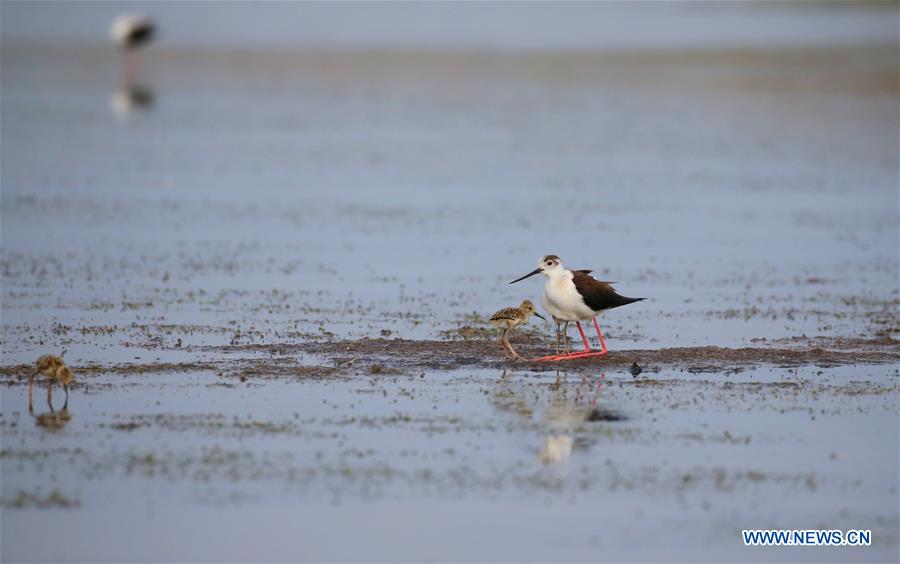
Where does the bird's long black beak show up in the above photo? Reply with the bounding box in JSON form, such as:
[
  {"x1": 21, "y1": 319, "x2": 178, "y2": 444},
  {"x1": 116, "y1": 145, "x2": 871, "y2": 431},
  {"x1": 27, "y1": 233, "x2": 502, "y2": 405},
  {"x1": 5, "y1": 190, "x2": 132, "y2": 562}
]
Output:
[
  {"x1": 509, "y1": 268, "x2": 542, "y2": 284},
  {"x1": 533, "y1": 312, "x2": 546, "y2": 321}
]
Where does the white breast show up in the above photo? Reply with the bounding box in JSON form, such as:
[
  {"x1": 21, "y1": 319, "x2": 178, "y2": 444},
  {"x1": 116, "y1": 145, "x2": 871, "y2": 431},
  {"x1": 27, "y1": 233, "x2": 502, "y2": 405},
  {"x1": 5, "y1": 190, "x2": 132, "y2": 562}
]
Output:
[{"x1": 541, "y1": 271, "x2": 594, "y2": 321}]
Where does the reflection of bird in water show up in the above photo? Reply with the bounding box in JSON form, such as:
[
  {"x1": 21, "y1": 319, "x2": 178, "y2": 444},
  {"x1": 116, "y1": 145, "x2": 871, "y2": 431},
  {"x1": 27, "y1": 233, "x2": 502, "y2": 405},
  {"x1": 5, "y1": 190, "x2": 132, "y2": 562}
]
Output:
[
  {"x1": 30, "y1": 355, "x2": 74, "y2": 413},
  {"x1": 34, "y1": 406, "x2": 72, "y2": 432},
  {"x1": 539, "y1": 374, "x2": 621, "y2": 463},
  {"x1": 490, "y1": 373, "x2": 612, "y2": 426},
  {"x1": 549, "y1": 374, "x2": 623, "y2": 423},
  {"x1": 488, "y1": 371, "x2": 619, "y2": 465},
  {"x1": 575, "y1": 373, "x2": 605, "y2": 407},
  {"x1": 487, "y1": 380, "x2": 573, "y2": 464},
  {"x1": 546, "y1": 375, "x2": 601, "y2": 426},
  {"x1": 111, "y1": 85, "x2": 155, "y2": 119},
  {"x1": 111, "y1": 14, "x2": 155, "y2": 84},
  {"x1": 490, "y1": 300, "x2": 545, "y2": 360},
  {"x1": 538, "y1": 435, "x2": 573, "y2": 464}
]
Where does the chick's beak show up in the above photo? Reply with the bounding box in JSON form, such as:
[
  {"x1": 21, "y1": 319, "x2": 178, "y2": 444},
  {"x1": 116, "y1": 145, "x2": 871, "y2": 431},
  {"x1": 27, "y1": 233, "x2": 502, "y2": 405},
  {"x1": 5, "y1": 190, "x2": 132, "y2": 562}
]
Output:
[
  {"x1": 509, "y1": 268, "x2": 542, "y2": 284},
  {"x1": 533, "y1": 312, "x2": 546, "y2": 321}
]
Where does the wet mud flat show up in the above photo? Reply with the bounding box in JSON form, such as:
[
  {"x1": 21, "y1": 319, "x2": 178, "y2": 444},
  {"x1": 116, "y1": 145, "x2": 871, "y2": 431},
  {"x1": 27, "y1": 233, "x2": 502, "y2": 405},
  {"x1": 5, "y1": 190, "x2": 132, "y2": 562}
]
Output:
[
  {"x1": 217, "y1": 335, "x2": 900, "y2": 371},
  {"x1": 2, "y1": 336, "x2": 898, "y2": 384}
]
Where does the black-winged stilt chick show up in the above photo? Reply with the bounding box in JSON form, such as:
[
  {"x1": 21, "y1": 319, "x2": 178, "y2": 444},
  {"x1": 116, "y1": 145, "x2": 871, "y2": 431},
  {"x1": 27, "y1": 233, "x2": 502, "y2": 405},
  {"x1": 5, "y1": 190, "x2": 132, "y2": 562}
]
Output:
[
  {"x1": 510, "y1": 255, "x2": 645, "y2": 361},
  {"x1": 489, "y1": 300, "x2": 545, "y2": 360},
  {"x1": 50, "y1": 365, "x2": 74, "y2": 410},
  {"x1": 30, "y1": 355, "x2": 64, "y2": 413},
  {"x1": 110, "y1": 14, "x2": 155, "y2": 83}
]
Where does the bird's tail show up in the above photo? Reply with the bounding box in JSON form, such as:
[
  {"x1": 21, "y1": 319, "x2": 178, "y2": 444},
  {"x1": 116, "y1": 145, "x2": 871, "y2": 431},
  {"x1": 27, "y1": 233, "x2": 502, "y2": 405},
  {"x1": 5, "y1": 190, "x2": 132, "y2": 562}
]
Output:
[{"x1": 608, "y1": 295, "x2": 646, "y2": 309}]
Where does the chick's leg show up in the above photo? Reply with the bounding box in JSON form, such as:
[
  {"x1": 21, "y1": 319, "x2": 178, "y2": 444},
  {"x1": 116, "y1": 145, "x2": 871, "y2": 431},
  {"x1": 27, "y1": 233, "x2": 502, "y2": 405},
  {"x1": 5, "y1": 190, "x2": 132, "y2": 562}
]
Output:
[
  {"x1": 28, "y1": 372, "x2": 35, "y2": 414},
  {"x1": 498, "y1": 327, "x2": 513, "y2": 359},
  {"x1": 504, "y1": 330, "x2": 522, "y2": 360}
]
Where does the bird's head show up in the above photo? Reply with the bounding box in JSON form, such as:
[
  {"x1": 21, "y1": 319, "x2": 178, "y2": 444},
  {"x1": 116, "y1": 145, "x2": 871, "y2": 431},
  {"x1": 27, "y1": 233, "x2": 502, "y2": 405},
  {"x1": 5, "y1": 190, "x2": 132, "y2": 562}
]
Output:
[
  {"x1": 519, "y1": 300, "x2": 546, "y2": 321},
  {"x1": 35, "y1": 354, "x2": 64, "y2": 373},
  {"x1": 509, "y1": 255, "x2": 563, "y2": 284}
]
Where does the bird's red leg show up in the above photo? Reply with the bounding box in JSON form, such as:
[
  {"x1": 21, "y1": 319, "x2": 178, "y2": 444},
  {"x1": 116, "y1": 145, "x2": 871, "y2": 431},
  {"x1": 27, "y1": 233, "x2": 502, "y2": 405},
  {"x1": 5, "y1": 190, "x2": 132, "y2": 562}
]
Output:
[
  {"x1": 533, "y1": 319, "x2": 608, "y2": 362},
  {"x1": 124, "y1": 52, "x2": 137, "y2": 85},
  {"x1": 133, "y1": 52, "x2": 142, "y2": 82},
  {"x1": 575, "y1": 322, "x2": 592, "y2": 353},
  {"x1": 592, "y1": 316, "x2": 608, "y2": 355}
]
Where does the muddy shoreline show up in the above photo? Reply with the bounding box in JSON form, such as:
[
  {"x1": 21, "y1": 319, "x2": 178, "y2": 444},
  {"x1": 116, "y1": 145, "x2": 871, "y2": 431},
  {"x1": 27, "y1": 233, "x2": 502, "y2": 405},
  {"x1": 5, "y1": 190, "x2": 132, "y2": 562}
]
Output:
[{"x1": 2, "y1": 337, "x2": 897, "y2": 383}]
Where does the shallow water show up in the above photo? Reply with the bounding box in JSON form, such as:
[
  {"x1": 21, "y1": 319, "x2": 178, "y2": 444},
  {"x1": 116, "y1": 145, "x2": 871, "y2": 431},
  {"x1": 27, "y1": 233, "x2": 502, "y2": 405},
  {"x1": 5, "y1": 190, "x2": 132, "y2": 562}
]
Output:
[
  {"x1": 2, "y1": 364, "x2": 898, "y2": 561},
  {"x1": 2, "y1": 42, "x2": 898, "y2": 368}
]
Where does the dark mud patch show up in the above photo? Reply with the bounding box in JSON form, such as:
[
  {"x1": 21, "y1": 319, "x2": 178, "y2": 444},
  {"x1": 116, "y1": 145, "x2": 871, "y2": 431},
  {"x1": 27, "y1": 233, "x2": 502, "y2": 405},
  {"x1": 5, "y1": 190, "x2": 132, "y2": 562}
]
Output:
[
  {"x1": 204, "y1": 337, "x2": 900, "y2": 371},
  {"x1": 0, "y1": 362, "x2": 213, "y2": 379},
  {"x1": 0, "y1": 360, "x2": 342, "y2": 382},
  {"x1": 225, "y1": 361, "x2": 342, "y2": 381},
  {"x1": 2, "y1": 338, "x2": 897, "y2": 382},
  {"x1": 585, "y1": 408, "x2": 627, "y2": 422},
  {"x1": 1, "y1": 488, "x2": 80, "y2": 509},
  {"x1": 751, "y1": 335, "x2": 900, "y2": 351},
  {"x1": 101, "y1": 414, "x2": 309, "y2": 437}
]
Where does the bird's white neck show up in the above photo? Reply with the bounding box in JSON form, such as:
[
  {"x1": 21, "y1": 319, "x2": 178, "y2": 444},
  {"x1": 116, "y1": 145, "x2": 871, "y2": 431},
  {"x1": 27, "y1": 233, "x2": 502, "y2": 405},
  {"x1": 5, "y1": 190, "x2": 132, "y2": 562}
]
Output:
[{"x1": 544, "y1": 268, "x2": 572, "y2": 283}]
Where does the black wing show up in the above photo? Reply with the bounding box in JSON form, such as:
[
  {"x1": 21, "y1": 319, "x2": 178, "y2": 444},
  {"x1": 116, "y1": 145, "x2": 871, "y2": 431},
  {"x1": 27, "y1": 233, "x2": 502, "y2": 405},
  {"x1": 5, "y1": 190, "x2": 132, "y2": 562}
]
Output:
[{"x1": 572, "y1": 271, "x2": 645, "y2": 312}]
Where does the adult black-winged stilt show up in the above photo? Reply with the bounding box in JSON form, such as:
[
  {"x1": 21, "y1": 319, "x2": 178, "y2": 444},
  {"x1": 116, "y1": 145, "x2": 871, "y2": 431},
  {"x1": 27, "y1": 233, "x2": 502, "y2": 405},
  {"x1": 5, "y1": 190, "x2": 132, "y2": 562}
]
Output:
[
  {"x1": 510, "y1": 255, "x2": 645, "y2": 361},
  {"x1": 110, "y1": 14, "x2": 155, "y2": 83}
]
